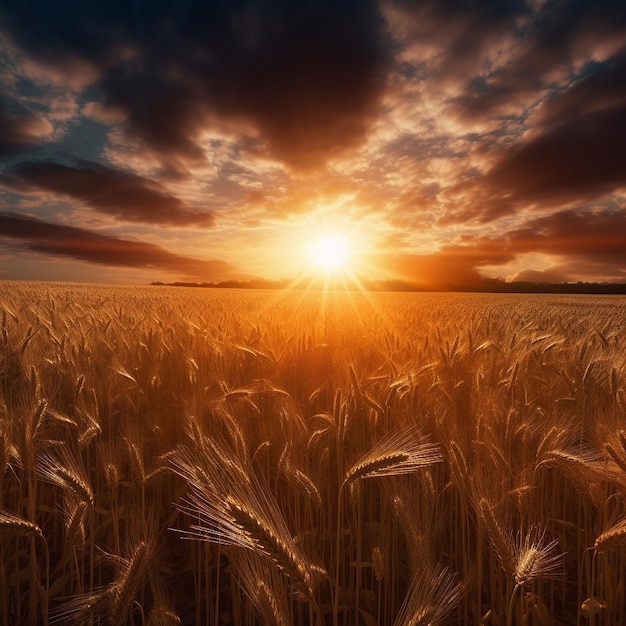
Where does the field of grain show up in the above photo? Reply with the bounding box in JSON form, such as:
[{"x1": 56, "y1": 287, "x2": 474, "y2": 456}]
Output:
[{"x1": 1, "y1": 281, "x2": 626, "y2": 625}]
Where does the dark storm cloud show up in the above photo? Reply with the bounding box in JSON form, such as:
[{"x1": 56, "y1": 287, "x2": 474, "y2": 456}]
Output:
[
  {"x1": 530, "y1": 54, "x2": 626, "y2": 128},
  {"x1": 1, "y1": 159, "x2": 213, "y2": 226},
  {"x1": 0, "y1": 212, "x2": 234, "y2": 277},
  {"x1": 485, "y1": 103, "x2": 626, "y2": 204},
  {"x1": 460, "y1": 206, "x2": 626, "y2": 266},
  {"x1": 507, "y1": 0, "x2": 626, "y2": 81},
  {"x1": 0, "y1": 0, "x2": 389, "y2": 170},
  {"x1": 0, "y1": 1, "x2": 135, "y2": 70}
]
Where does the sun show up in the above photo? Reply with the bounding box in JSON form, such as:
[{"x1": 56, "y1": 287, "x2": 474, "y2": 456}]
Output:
[{"x1": 308, "y1": 234, "x2": 350, "y2": 273}]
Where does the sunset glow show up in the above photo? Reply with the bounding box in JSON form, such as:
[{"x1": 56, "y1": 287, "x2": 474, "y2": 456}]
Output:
[{"x1": 0, "y1": 1, "x2": 624, "y2": 287}]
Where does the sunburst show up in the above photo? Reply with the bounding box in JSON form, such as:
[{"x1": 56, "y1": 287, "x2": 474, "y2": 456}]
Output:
[{"x1": 307, "y1": 234, "x2": 350, "y2": 274}]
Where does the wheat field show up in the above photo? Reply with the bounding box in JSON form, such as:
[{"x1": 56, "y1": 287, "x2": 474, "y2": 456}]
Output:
[{"x1": 1, "y1": 281, "x2": 625, "y2": 625}]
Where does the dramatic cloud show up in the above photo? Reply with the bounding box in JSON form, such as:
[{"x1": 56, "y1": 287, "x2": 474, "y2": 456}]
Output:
[
  {"x1": 0, "y1": 213, "x2": 233, "y2": 278},
  {"x1": 446, "y1": 0, "x2": 626, "y2": 122},
  {"x1": 443, "y1": 53, "x2": 626, "y2": 224},
  {"x1": 0, "y1": 94, "x2": 54, "y2": 157},
  {"x1": 506, "y1": 208, "x2": 626, "y2": 264},
  {"x1": 529, "y1": 53, "x2": 626, "y2": 129},
  {"x1": 483, "y1": 104, "x2": 626, "y2": 208},
  {"x1": 1, "y1": 0, "x2": 389, "y2": 170},
  {"x1": 503, "y1": 208, "x2": 626, "y2": 282},
  {"x1": 386, "y1": 0, "x2": 527, "y2": 76},
  {"x1": 1, "y1": 159, "x2": 213, "y2": 226},
  {"x1": 378, "y1": 206, "x2": 626, "y2": 286}
]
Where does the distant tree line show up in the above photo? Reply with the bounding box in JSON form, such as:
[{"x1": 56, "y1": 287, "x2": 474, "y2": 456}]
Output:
[
  {"x1": 459, "y1": 278, "x2": 626, "y2": 294},
  {"x1": 150, "y1": 277, "x2": 626, "y2": 294}
]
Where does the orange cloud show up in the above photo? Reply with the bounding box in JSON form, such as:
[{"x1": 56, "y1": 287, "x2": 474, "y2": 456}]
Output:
[{"x1": 0, "y1": 213, "x2": 235, "y2": 279}]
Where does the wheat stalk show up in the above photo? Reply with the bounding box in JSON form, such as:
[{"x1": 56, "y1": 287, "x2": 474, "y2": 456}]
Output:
[
  {"x1": 535, "y1": 448, "x2": 608, "y2": 504},
  {"x1": 63, "y1": 498, "x2": 89, "y2": 551},
  {"x1": 49, "y1": 586, "x2": 116, "y2": 625},
  {"x1": 146, "y1": 601, "x2": 183, "y2": 626},
  {"x1": 477, "y1": 497, "x2": 515, "y2": 576},
  {"x1": 346, "y1": 452, "x2": 412, "y2": 484},
  {"x1": 287, "y1": 464, "x2": 323, "y2": 507},
  {"x1": 393, "y1": 564, "x2": 464, "y2": 626},
  {"x1": 54, "y1": 465, "x2": 94, "y2": 505},
  {"x1": 172, "y1": 444, "x2": 325, "y2": 599},
  {"x1": 372, "y1": 546, "x2": 385, "y2": 582},
  {"x1": 231, "y1": 550, "x2": 291, "y2": 626},
  {"x1": 111, "y1": 540, "x2": 151, "y2": 624}
]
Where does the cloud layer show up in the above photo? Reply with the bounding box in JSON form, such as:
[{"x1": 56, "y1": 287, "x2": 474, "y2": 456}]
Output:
[
  {"x1": 0, "y1": 0, "x2": 625, "y2": 284},
  {"x1": 0, "y1": 213, "x2": 234, "y2": 278},
  {"x1": 1, "y1": 159, "x2": 214, "y2": 226}
]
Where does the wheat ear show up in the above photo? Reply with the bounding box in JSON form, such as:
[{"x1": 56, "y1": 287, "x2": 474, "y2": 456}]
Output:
[
  {"x1": 37, "y1": 449, "x2": 94, "y2": 505},
  {"x1": 49, "y1": 587, "x2": 116, "y2": 625},
  {"x1": 63, "y1": 499, "x2": 89, "y2": 551},
  {"x1": 288, "y1": 465, "x2": 323, "y2": 507},
  {"x1": 226, "y1": 496, "x2": 314, "y2": 595},
  {"x1": 513, "y1": 528, "x2": 562, "y2": 587},
  {"x1": 0, "y1": 509, "x2": 42, "y2": 537},
  {"x1": 146, "y1": 601, "x2": 183, "y2": 625},
  {"x1": 344, "y1": 429, "x2": 442, "y2": 486},
  {"x1": 172, "y1": 447, "x2": 325, "y2": 598},
  {"x1": 231, "y1": 550, "x2": 290, "y2": 626},
  {"x1": 594, "y1": 518, "x2": 626, "y2": 552}
]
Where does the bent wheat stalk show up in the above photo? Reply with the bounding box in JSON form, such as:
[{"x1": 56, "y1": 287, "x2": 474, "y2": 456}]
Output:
[
  {"x1": 111, "y1": 540, "x2": 151, "y2": 625},
  {"x1": 0, "y1": 508, "x2": 49, "y2": 626},
  {"x1": 594, "y1": 518, "x2": 626, "y2": 552},
  {"x1": 477, "y1": 497, "x2": 515, "y2": 576},
  {"x1": 225, "y1": 496, "x2": 315, "y2": 595},
  {"x1": 231, "y1": 550, "x2": 291, "y2": 626},
  {"x1": 334, "y1": 429, "x2": 442, "y2": 626},
  {"x1": 171, "y1": 444, "x2": 324, "y2": 601},
  {"x1": 0, "y1": 509, "x2": 43, "y2": 537},
  {"x1": 37, "y1": 448, "x2": 94, "y2": 505}
]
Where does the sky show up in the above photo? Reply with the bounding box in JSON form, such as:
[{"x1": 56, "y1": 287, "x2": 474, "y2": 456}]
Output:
[{"x1": 1, "y1": 0, "x2": 626, "y2": 286}]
